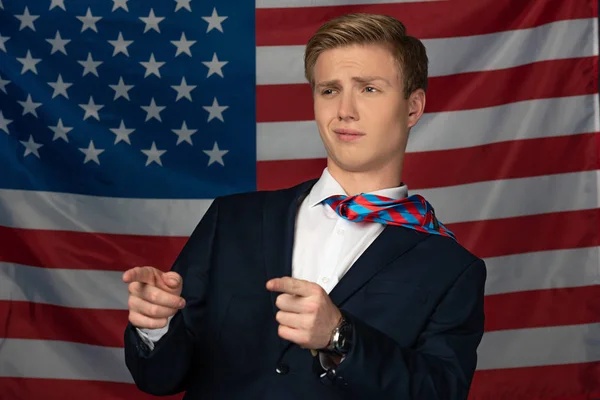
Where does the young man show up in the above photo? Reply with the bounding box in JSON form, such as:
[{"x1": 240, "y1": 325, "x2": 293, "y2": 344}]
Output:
[{"x1": 123, "y1": 13, "x2": 486, "y2": 399}]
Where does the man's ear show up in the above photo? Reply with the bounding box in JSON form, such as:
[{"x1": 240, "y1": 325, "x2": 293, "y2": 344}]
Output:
[{"x1": 407, "y1": 89, "x2": 426, "y2": 129}]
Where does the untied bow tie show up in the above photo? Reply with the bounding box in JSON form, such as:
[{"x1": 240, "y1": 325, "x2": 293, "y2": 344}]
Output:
[{"x1": 322, "y1": 193, "x2": 456, "y2": 240}]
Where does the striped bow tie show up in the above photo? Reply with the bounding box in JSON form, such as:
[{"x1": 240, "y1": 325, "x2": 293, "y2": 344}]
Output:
[{"x1": 322, "y1": 193, "x2": 456, "y2": 240}]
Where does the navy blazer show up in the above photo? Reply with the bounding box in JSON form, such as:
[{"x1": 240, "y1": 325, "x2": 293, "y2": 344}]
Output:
[{"x1": 124, "y1": 179, "x2": 487, "y2": 399}]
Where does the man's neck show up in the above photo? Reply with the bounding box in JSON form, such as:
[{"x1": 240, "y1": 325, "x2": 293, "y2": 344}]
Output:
[{"x1": 327, "y1": 161, "x2": 404, "y2": 196}]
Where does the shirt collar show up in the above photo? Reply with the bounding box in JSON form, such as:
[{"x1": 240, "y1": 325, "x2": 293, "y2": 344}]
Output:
[{"x1": 307, "y1": 168, "x2": 408, "y2": 208}]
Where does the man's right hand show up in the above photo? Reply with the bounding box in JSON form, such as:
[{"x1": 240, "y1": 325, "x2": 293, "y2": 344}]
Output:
[{"x1": 122, "y1": 266, "x2": 186, "y2": 329}]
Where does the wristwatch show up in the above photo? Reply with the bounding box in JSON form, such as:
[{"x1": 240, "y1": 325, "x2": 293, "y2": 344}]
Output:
[{"x1": 322, "y1": 314, "x2": 353, "y2": 356}]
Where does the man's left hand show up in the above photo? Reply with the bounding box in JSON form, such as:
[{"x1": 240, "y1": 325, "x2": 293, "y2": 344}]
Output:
[{"x1": 266, "y1": 277, "x2": 342, "y2": 350}]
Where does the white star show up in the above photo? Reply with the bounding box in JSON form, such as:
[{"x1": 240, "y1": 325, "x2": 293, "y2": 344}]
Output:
[
  {"x1": 203, "y1": 97, "x2": 228, "y2": 122},
  {"x1": 0, "y1": 34, "x2": 10, "y2": 52},
  {"x1": 78, "y1": 53, "x2": 103, "y2": 77},
  {"x1": 109, "y1": 77, "x2": 134, "y2": 100},
  {"x1": 141, "y1": 98, "x2": 165, "y2": 122},
  {"x1": 48, "y1": 74, "x2": 72, "y2": 99},
  {"x1": 15, "y1": 7, "x2": 40, "y2": 31},
  {"x1": 112, "y1": 0, "x2": 129, "y2": 12},
  {"x1": 171, "y1": 77, "x2": 196, "y2": 102},
  {"x1": 172, "y1": 121, "x2": 197, "y2": 145},
  {"x1": 170, "y1": 32, "x2": 196, "y2": 57},
  {"x1": 46, "y1": 31, "x2": 70, "y2": 55},
  {"x1": 202, "y1": 8, "x2": 227, "y2": 33},
  {"x1": 202, "y1": 52, "x2": 228, "y2": 78},
  {"x1": 49, "y1": 0, "x2": 66, "y2": 11},
  {"x1": 79, "y1": 96, "x2": 104, "y2": 120},
  {"x1": 20, "y1": 135, "x2": 43, "y2": 158},
  {"x1": 141, "y1": 141, "x2": 166, "y2": 166},
  {"x1": 140, "y1": 9, "x2": 164, "y2": 33},
  {"x1": 108, "y1": 32, "x2": 133, "y2": 57},
  {"x1": 0, "y1": 110, "x2": 12, "y2": 134},
  {"x1": 49, "y1": 118, "x2": 73, "y2": 142},
  {"x1": 174, "y1": 0, "x2": 191, "y2": 12},
  {"x1": 18, "y1": 94, "x2": 42, "y2": 118},
  {"x1": 79, "y1": 140, "x2": 104, "y2": 165},
  {"x1": 0, "y1": 76, "x2": 10, "y2": 94},
  {"x1": 140, "y1": 53, "x2": 165, "y2": 78},
  {"x1": 203, "y1": 142, "x2": 228, "y2": 166},
  {"x1": 110, "y1": 120, "x2": 135, "y2": 144},
  {"x1": 77, "y1": 8, "x2": 102, "y2": 33},
  {"x1": 17, "y1": 50, "x2": 42, "y2": 75}
]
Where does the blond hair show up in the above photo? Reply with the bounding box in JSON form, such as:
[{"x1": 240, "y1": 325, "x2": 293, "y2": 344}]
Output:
[{"x1": 304, "y1": 13, "x2": 428, "y2": 98}]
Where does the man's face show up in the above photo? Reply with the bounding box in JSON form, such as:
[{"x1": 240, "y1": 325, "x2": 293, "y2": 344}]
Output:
[{"x1": 312, "y1": 43, "x2": 424, "y2": 174}]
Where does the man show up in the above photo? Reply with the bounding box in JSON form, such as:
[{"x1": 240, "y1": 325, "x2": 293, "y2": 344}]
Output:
[{"x1": 123, "y1": 13, "x2": 486, "y2": 399}]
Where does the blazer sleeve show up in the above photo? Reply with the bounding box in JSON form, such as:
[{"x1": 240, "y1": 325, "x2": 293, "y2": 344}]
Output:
[
  {"x1": 327, "y1": 258, "x2": 487, "y2": 399},
  {"x1": 123, "y1": 197, "x2": 220, "y2": 396}
]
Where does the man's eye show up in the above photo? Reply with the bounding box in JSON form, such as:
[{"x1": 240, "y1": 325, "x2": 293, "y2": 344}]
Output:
[
  {"x1": 322, "y1": 89, "x2": 335, "y2": 95},
  {"x1": 365, "y1": 86, "x2": 377, "y2": 92}
]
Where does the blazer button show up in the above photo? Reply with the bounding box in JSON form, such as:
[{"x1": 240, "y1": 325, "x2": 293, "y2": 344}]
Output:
[{"x1": 275, "y1": 363, "x2": 290, "y2": 375}]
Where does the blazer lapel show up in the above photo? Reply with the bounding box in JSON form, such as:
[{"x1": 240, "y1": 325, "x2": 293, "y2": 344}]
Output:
[
  {"x1": 328, "y1": 226, "x2": 429, "y2": 306},
  {"x1": 263, "y1": 179, "x2": 317, "y2": 315}
]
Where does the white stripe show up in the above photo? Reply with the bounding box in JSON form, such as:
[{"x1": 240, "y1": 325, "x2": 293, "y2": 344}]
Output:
[
  {"x1": 257, "y1": 95, "x2": 596, "y2": 161},
  {"x1": 2, "y1": 324, "x2": 599, "y2": 381},
  {"x1": 417, "y1": 171, "x2": 600, "y2": 224},
  {"x1": 256, "y1": 0, "x2": 443, "y2": 8},
  {"x1": 0, "y1": 263, "x2": 127, "y2": 310},
  {"x1": 0, "y1": 187, "x2": 211, "y2": 236},
  {"x1": 4, "y1": 247, "x2": 598, "y2": 311},
  {"x1": 0, "y1": 171, "x2": 596, "y2": 236},
  {"x1": 484, "y1": 247, "x2": 600, "y2": 296},
  {"x1": 256, "y1": 18, "x2": 596, "y2": 85},
  {"x1": 0, "y1": 339, "x2": 132, "y2": 383},
  {"x1": 477, "y1": 323, "x2": 600, "y2": 370}
]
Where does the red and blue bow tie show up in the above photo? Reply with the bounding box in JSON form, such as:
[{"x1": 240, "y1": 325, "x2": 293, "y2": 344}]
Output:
[{"x1": 322, "y1": 193, "x2": 456, "y2": 240}]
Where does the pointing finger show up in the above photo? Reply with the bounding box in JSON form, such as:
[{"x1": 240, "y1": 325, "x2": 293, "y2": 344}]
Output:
[
  {"x1": 129, "y1": 282, "x2": 186, "y2": 309},
  {"x1": 266, "y1": 277, "x2": 316, "y2": 297}
]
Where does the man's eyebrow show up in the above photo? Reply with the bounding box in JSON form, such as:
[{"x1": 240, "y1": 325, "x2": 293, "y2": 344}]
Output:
[
  {"x1": 315, "y1": 76, "x2": 392, "y2": 88},
  {"x1": 352, "y1": 76, "x2": 392, "y2": 85}
]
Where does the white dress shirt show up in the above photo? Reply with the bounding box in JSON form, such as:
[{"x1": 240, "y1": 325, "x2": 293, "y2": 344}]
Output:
[{"x1": 137, "y1": 168, "x2": 408, "y2": 350}]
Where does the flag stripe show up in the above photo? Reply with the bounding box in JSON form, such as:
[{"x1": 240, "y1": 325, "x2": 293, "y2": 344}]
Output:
[
  {"x1": 484, "y1": 246, "x2": 600, "y2": 296},
  {"x1": 469, "y1": 361, "x2": 600, "y2": 400},
  {"x1": 3, "y1": 248, "x2": 596, "y2": 310},
  {"x1": 0, "y1": 211, "x2": 597, "y2": 277},
  {"x1": 449, "y1": 209, "x2": 600, "y2": 259},
  {"x1": 0, "y1": 227, "x2": 186, "y2": 271},
  {"x1": 255, "y1": 0, "x2": 595, "y2": 45},
  {"x1": 256, "y1": 18, "x2": 597, "y2": 85},
  {"x1": 256, "y1": 95, "x2": 596, "y2": 161},
  {"x1": 484, "y1": 285, "x2": 600, "y2": 332},
  {"x1": 0, "y1": 378, "x2": 182, "y2": 400},
  {"x1": 258, "y1": 133, "x2": 600, "y2": 190},
  {"x1": 256, "y1": 57, "x2": 597, "y2": 123},
  {"x1": 1, "y1": 325, "x2": 598, "y2": 385},
  {"x1": 3, "y1": 362, "x2": 599, "y2": 400},
  {"x1": 417, "y1": 171, "x2": 599, "y2": 224},
  {"x1": 2, "y1": 170, "x2": 597, "y2": 237},
  {"x1": 0, "y1": 301, "x2": 127, "y2": 348},
  {"x1": 3, "y1": 284, "x2": 598, "y2": 348}
]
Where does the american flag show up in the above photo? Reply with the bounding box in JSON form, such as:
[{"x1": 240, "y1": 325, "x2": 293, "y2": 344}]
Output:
[{"x1": 0, "y1": 0, "x2": 598, "y2": 399}]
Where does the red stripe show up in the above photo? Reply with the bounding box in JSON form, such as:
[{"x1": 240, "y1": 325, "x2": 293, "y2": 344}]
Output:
[
  {"x1": 484, "y1": 285, "x2": 600, "y2": 332},
  {"x1": 0, "y1": 378, "x2": 183, "y2": 400},
  {"x1": 3, "y1": 284, "x2": 599, "y2": 347},
  {"x1": 256, "y1": 0, "x2": 596, "y2": 46},
  {"x1": 448, "y1": 209, "x2": 600, "y2": 259},
  {"x1": 469, "y1": 361, "x2": 600, "y2": 400},
  {"x1": 0, "y1": 301, "x2": 127, "y2": 348},
  {"x1": 256, "y1": 57, "x2": 597, "y2": 123},
  {"x1": 0, "y1": 209, "x2": 598, "y2": 272},
  {"x1": 0, "y1": 225, "x2": 186, "y2": 271},
  {"x1": 257, "y1": 133, "x2": 600, "y2": 191}
]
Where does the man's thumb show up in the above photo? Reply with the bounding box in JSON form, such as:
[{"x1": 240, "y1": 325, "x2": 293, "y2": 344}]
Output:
[{"x1": 162, "y1": 272, "x2": 182, "y2": 289}]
